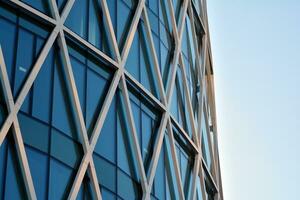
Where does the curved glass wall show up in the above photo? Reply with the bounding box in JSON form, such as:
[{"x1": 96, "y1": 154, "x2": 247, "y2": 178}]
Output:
[{"x1": 0, "y1": 0, "x2": 222, "y2": 200}]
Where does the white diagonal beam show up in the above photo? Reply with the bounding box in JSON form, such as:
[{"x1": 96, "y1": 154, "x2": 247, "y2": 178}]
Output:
[
  {"x1": 47, "y1": 1, "x2": 102, "y2": 198},
  {"x1": 120, "y1": 74, "x2": 148, "y2": 192},
  {"x1": 0, "y1": 47, "x2": 37, "y2": 200}
]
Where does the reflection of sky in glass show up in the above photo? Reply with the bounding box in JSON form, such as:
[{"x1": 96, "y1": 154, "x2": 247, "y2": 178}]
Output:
[{"x1": 207, "y1": 1, "x2": 300, "y2": 200}]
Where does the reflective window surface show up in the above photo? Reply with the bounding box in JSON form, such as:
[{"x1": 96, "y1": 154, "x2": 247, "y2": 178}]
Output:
[{"x1": 0, "y1": 0, "x2": 222, "y2": 199}]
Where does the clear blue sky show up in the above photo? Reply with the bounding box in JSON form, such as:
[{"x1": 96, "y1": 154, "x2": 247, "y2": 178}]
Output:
[{"x1": 207, "y1": 1, "x2": 300, "y2": 199}]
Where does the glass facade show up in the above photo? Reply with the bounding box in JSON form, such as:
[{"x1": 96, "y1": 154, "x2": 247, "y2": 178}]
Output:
[{"x1": 0, "y1": 0, "x2": 223, "y2": 200}]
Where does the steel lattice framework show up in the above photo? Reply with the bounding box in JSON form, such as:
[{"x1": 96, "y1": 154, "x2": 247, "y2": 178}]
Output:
[{"x1": 0, "y1": 0, "x2": 223, "y2": 199}]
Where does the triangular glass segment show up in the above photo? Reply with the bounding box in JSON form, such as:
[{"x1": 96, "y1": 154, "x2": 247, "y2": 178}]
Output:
[
  {"x1": 67, "y1": 43, "x2": 114, "y2": 139},
  {"x1": 200, "y1": 112, "x2": 212, "y2": 172},
  {"x1": 170, "y1": 67, "x2": 193, "y2": 138},
  {"x1": 56, "y1": 0, "x2": 67, "y2": 13},
  {"x1": 3, "y1": 135, "x2": 27, "y2": 199},
  {"x1": 20, "y1": 0, "x2": 51, "y2": 16},
  {"x1": 93, "y1": 89, "x2": 143, "y2": 199},
  {"x1": 0, "y1": 138, "x2": 7, "y2": 197},
  {"x1": 181, "y1": 14, "x2": 200, "y2": 124},
  {"x1": 173, "y1": 129, "x2": 194, "y2": 198},
  {"x1": 192, "y1": 0, "x2": 202, "y2": 18},
  {"x1": 158, "y1": 0, "x2": 177, "y2": 92},
  {"x1": 151, "y1": 134, "x2": 181, "y2": 200},
  {"x1": 93, "y1": 94, "x2": 117, "y2": 164},
  {"x1": 127, "y1": 84, "x2": 162, "y2": 173},
  {"x1": 172, "y1": 0, "x2": 183, "y2": 25},
  {"x1": 116, "y1": 89, "x2": 143, "y2": 199},
  {"x1": 196, "y1": 175, "x2": 204, "y2": 200},
  {"x1": 77, "y1": 175, "x2": 96, "y2": 200},
  {"x1": 125, "y1": 20, "x2": 161, "y2": 99},
  {"x1": 26, "y1": 146, "x2": 48, "y2": 200},
  {"x1": 93, "y1": 94, "x2": 117, "y2": 194},
  {"x1": 0, "y1": 10, "x2": 18, "y2": 88},
  {"x1": 0, "y1": 15, "x2": 50, "y2": 115},
  {"x1": 116, "y1": 0, "x2": 137, "y2": 52},
  {"x1": 48, "y1": 129, "x2": 84, "y2": 199},
  {"x1": 65, "y1": 0, "x2": 114, "y2": 58},
  {"x1": 51, "y1": 48, "x2": 80, "y2": 141},
  {"x1": 0, "y1": 67, "x2": 8, "y2": 130}
]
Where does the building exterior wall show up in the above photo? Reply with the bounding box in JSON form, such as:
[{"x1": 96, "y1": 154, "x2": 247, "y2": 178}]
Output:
[{"x1": 0, "y1": 0, "x2": 223, "y2": 199}]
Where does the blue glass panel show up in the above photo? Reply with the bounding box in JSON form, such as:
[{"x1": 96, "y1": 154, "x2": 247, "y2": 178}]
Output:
[
  {"x1": 18, "y1": 113, "x2": 50, "y2": 153},
  {"x1": 0, "y1": 94, "x2": 7, "y2": 128},
  {"x1": 117, "y1": 95, "x2": 138, "y2": 179},
  {"x1": 125, "y1": 33, "x2": 139, "y2": 81},
  {"x1": 160, "y1": 42, "x2": 171, "y2": 88},
  {"x1": 77, "y1": 176, "x2": 96, "y2": 200},
  {"x1": 86, "y1": 68, "x2": 107, "y2": 133},
  {"x1": 102, "y1": 188, "x2": 116, "y2": 200},
  {"x1": 148, "y1": 10, "x2": 159, "y2": 34},
  {"x1": 14, "y1": 29, "x2": 34, "y2": 113},
  {"x1": 117, "y1": 170, "x2": 141, "y2": 200},
  {"x1": 130, "y1": 100, "x2": 141, "y2": 146},
  {"x1": 26, "y1": 147, "x2": 48, "y2": 200},
  {"x1": 93, "y1": 154, "x2": 116, "y2": 192},
  {"x1": 182, "y1": 23, "x2": 189, "y2": 58},
  {"x1": 4, "y1": 144, "x2": 26, "y2": 199},
  {"x1": 164, "y1": 135, "x2": 180, "y2": 200},
  {"x1": 65, "y1": 0, "x2": 88, "y2": 39},
  {"x1": 196, "y1": 176, "x2": 203, "y2": 200},
  {"x1": 48, "y1": 159, "x2": 73, "y2": 200},
  {"x1": 117, "y1": 0, "x2": 132, "y2": 48},
  {"x1": 153, "y1": 141, "x2": 165, "y2": 200},
  {"x1": 21, "y1": 0, "x2": 50, "y2": 15},
  {"x1": 56, "y1": 0, "x2": 67, "y2": 13},
  {"x1": 51, "y1": 129, "x2": 83, "y2": 168},
  {"x1": 94, "y1": 97, "x2": 116, "y2": 163},
  {"x1": 0, "y1": 17, "x2": 16, "y2": 85},
  {"x1": 172, "y1": 0, "x2": 182, "y2": 24},
  {"x1": 71, "y1": 57, "x2": 86, "y2": 117},
  {"x1": 19, "y1": 17, "x2": 49, "y2": 39},
  {"x1": 149, "y1": 0, "x2": 159, "y2": 15},
  {"x1": 107, "y1": 0, "x2": 116, "y2": 32},
  {"x1": 52, "y1": 58, "x2": 77, "y2": 138},
  {"x1": 140, "y1": 39, "x2": 153, "y2": 92},
  {"x1": 0, "y1": 139, "x2": 7, "y2": 198},
  {"x1": 201, "y1": 112, "x2": 211, "y2": 170},
  {"x1": 141, "y1": 111, "x2": 152, "y2": 163},
  {"x1": 170, "y1": 84, "x2": 179, "y2": 121},
  {"x1": 88, "y1": 0, "x2": 102, "y2": 50},
  {"x1": 32, "y1": 38, "x2": 53, "y2": 123}
]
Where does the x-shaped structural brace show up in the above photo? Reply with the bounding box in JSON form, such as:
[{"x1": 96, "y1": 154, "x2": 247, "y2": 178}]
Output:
[{"x1": 0, "y1": 0, "x2": 215, "y2": 199}]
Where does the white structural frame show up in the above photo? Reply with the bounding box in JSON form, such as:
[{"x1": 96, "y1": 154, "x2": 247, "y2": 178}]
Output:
[{"x1": 0, "y1": 0, "x2": 223, "y2": 200}]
